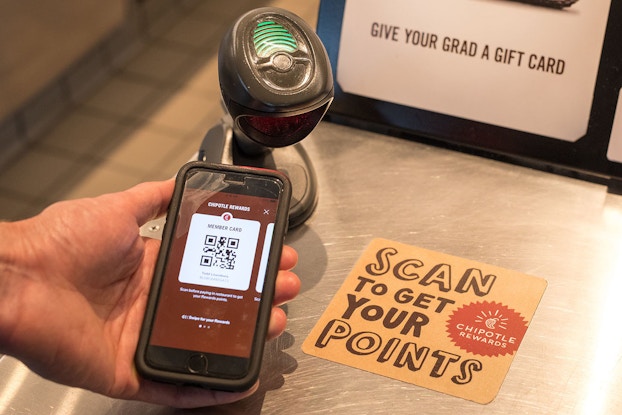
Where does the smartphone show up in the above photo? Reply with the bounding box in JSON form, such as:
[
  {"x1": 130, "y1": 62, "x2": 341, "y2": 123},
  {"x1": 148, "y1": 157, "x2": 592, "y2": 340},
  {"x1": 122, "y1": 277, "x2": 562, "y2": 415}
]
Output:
[{"x1": 136, "y1": 162, "x2": 291, "y2": 391}]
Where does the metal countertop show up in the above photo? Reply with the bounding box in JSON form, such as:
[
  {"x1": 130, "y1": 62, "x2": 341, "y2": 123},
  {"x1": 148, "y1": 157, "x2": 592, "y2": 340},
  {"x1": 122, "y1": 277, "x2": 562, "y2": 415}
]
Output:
[{"x1": 2, "y1": 122, "x2": 622, "y2": 414}]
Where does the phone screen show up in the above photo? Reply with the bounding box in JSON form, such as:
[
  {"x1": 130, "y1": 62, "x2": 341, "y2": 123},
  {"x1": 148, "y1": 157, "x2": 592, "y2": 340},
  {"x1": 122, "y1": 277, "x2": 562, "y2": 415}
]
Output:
[{"x1": 145, "y1": 168, "x2": 283, "y2": 377}]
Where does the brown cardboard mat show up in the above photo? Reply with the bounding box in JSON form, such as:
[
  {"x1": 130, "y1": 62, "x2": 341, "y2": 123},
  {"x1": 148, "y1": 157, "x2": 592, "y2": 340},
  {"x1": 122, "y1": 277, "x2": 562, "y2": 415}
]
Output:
[{"x1": 302, "y1": 238, "x2": 547, "y2": 404}]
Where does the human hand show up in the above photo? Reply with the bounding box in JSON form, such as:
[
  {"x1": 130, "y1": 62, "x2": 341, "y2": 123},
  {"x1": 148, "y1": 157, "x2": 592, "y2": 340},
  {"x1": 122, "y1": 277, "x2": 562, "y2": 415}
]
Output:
[{"x1": 0, "y1": 180, "x2": 300, "y2": 408}]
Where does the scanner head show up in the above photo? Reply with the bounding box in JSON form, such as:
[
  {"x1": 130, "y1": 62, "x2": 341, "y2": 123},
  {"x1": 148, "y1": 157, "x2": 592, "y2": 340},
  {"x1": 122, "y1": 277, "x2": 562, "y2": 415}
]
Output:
[{"x1": 218, "y1": 7, "x2": 333, "y2": 148}]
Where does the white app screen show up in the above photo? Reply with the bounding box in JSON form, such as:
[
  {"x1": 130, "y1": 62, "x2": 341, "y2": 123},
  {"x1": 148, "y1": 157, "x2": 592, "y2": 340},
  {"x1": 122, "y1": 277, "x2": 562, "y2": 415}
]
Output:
[
  {"x1": 178, "y1": 212, "x2": 260, "y2": 291},
  {"x1": 255, "y1": 223, "x2": 274, "y2": 293}
]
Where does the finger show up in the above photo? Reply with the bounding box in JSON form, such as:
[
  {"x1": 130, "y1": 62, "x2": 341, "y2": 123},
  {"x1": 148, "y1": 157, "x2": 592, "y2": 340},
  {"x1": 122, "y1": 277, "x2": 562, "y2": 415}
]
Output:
[
  {"x1": 121, "y1": 180, "x2": 175, "y2": 226},
  {"x1": 134, "y1": 378, "x2": 258, "y2": 408},
  {"x1": 279, "y1": 245, "x2": 298, "y2": 271},
  {"x1": 266, "y1": 307, "x2": 288, "y2": 340},
  {"x1": 273, "y1": 270, "x2": 300, "y2": 306}
]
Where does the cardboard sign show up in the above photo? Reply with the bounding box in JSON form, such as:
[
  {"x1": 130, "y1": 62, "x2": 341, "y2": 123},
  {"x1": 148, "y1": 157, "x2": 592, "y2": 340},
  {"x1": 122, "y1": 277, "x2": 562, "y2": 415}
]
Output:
[{"x1": 302, "y1": 239, "x2": 547, "y2": 404}]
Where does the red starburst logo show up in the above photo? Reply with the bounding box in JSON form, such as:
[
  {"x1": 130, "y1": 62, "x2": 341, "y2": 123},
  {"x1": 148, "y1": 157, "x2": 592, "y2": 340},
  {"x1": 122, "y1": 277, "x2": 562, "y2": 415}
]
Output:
[{"x1": 446, "y1": 301, "x2": 528, "y2": 357}]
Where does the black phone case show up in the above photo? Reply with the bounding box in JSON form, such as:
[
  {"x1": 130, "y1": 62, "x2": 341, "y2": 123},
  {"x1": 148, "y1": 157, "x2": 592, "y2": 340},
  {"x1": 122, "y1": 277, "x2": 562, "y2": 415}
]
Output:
[{"x1": 135, "y1": 161, "x2": 291, "y2": 391}]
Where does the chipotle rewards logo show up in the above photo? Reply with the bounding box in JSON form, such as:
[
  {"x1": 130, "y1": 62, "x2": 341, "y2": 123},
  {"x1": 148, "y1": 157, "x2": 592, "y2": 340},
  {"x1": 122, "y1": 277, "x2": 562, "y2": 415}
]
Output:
[{"x1": 446, "y1": 301, "x2": 528, "y2": 357}]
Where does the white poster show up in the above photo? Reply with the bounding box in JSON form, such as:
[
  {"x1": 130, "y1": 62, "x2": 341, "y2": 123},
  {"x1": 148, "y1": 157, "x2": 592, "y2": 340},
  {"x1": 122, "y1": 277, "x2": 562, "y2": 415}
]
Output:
[{"x1": 337, "y1": 0, "x2": 611, "y2": 142}]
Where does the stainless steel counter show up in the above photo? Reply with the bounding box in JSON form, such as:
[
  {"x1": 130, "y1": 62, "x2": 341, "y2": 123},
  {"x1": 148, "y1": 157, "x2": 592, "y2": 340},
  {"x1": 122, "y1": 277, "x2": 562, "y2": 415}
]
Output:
[{"x1": 2, "y1": 122, "x2": 622, "y2": 414}]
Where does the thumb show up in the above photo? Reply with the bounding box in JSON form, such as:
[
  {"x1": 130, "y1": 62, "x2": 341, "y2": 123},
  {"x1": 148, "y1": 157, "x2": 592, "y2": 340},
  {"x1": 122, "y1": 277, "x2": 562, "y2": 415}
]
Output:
[{"x1": 120, "y1": 179, "x2": 175, "y2": 226}]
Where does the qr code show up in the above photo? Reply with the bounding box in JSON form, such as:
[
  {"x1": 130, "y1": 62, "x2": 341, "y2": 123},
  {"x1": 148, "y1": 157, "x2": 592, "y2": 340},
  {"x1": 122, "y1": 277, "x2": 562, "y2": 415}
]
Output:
[{"x1": 200, "y1": 235, "x2": 239, "y2": 270}]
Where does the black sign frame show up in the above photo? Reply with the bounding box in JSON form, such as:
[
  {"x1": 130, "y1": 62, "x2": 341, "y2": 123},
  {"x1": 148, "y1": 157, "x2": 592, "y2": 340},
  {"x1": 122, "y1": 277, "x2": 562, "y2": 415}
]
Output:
[{"x1": 317, "y1": 0, "x2": 622, "y2": 188}]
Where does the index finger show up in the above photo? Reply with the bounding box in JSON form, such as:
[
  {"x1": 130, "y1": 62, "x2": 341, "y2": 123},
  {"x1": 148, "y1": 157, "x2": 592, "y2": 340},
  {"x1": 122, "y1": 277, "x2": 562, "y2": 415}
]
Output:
[{"x1": 279, "y1": 245, "x2": 298, "y2": 271}]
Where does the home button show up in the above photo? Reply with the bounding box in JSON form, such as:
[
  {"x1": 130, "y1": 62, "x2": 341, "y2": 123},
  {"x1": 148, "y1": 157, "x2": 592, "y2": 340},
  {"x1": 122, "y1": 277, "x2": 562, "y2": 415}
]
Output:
[{"x1": 186, "y1": 354, "x2": 208, "y2": 374}]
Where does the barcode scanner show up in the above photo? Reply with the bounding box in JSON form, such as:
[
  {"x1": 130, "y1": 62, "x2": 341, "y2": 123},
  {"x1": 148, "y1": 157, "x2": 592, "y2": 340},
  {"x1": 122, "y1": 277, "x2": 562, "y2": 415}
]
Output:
[{"x1": 198, "y1": 7, "x2": 334, "y2": 228}]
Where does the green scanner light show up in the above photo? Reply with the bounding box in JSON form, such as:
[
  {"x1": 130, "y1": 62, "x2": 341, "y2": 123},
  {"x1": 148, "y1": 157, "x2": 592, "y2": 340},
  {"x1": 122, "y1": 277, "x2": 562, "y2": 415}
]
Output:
[{"x1": 253, "y1": 21, "x2": 298, "y2": 58}]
